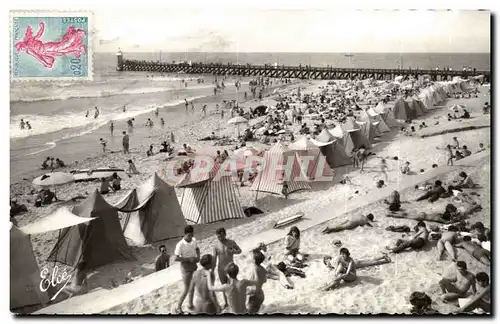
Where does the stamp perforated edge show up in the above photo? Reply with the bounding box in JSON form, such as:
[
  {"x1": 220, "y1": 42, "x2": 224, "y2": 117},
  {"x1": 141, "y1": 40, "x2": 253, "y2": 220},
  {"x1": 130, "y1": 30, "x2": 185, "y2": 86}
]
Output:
[{"x1": 10, "y1": 10, "x2": 95, "y2": 82}]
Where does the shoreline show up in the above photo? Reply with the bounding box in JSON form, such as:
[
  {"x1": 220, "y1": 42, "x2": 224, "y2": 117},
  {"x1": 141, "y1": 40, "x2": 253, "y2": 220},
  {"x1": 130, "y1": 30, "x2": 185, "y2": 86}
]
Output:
[{"x1": 10, "y1": 79, "x2": 302, "y2": 185}]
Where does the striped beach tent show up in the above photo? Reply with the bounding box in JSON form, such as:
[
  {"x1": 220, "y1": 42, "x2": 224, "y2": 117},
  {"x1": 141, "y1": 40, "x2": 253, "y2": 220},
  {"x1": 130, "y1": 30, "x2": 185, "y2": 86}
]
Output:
[
  {"x1": 367, "y1": 108, "x2": 390, "y2": 133},
  {"x1": 393, "y1": 98, "x2": 415, "y2": 121},
  {"x1": 177, "y1": 164, "x2": 245, "y2": 224},
  {"x1": 251, "y1": 142, "x2": 311, "y2": 195}
]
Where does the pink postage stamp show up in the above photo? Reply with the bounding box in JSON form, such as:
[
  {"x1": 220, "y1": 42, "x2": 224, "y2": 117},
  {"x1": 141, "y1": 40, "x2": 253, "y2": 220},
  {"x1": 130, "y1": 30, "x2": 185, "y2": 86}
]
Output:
[{"x1": 10, "y1": 10, "x2": 94, "y2": 81}]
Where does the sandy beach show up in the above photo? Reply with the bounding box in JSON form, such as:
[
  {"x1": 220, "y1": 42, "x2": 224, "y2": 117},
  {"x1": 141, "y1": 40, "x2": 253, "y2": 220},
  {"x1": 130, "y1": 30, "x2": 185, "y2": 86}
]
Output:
[{"x1": 10, "y1": 72, "x2": 491, "y2": 315}]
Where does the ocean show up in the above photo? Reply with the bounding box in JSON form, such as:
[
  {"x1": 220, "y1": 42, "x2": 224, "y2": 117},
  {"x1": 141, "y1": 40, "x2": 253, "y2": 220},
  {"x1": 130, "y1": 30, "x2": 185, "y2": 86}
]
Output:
[{"x1": 9, "y1": 52, "x2": 490, "y2": 181}]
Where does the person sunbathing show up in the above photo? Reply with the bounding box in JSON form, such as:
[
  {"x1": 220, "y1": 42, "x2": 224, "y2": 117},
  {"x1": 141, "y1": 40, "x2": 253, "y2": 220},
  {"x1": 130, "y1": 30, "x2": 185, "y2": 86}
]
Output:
[
  {"x1": 470, "y1": 222, "x2": 491, "y2": 241},
  {"x1": 457, "y1": 272, "x2": 490, "y2": 314},
  {"x1": 324, "y1": 253, "x2": 391, "y2": 270},
  {"x1": 439, "y1": 261, "x2": 476, "y2": 303},
  {"x1": 322, "y1": 213, "x2": 374, "y2": 234},
  {"x1": 384, "y1": 190, "x2": 401, "y2": 212},
  {"x1": 386, "y1": 221, "x2": 428, "y2": 253},
  {"x1": 455, "y1": 236, "x2": 490, "y2": 266},
  {"x1": 437, "y1": 230, "x2": 458, "y2": 262},
  {"x1": 416, "y1": 180, "x2": 446, "y2": 203},
  {"x1": 409, "y1": 291, "x2": 437, "y2": 315},
  {"x1": 322, "y1": 248, "x2": 357, "y2": 291}
]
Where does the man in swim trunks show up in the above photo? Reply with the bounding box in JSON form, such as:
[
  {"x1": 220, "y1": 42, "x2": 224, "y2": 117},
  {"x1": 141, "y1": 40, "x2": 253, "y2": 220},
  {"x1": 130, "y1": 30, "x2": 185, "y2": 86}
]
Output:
[
  {"x1": 188, "y1": 254, "x2": 220, "y2": 314},
  {"x1": 246, "y1": 249, "x2": 268, "y2": 314},
  {"x1": 439, "y1": 261, "x2": 476, "y2": 303},
  {"x1": 437, "y1": 229, "x2": 458, "y2": 262},
  {"x1": 457, "y1": 272, "x2": 490, "y2": 314},
  {"x1": 386, "y1": 221, "x2": 428, "y2": 253},
  {"x1": 207, "y1": 262, "x2": 258, "y2": 314},
  {"x1": 212, "y1": 227, "x2": 242, "y2": 309},
  {"x1": 455, "y1": 236, "x2": 490, "y2": 265},
  {"x1": 416, "y1": 180, "x2": 446, "y2": 203},
  {"x1": 323, "y1": 248, "x2": 357, "y2": 291},
  {"x1": 175, "y1": 225, "x2": 200, "y2": 313},
  {"x1": 322, "y1": 213, "x2": 374, "y2": 234}
]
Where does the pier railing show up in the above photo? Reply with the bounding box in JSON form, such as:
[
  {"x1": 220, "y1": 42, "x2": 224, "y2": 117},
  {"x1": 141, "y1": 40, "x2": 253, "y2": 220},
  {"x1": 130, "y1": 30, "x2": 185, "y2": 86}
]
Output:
[{"x1": 117, "y1": 57, "x2": 490, "y2": 82}]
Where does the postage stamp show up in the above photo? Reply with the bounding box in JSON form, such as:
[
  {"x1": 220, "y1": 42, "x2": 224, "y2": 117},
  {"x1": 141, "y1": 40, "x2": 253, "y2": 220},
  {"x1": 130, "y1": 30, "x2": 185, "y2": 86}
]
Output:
[{"x1": 10, "y1": 11, "x2": 94, "y2": 81}]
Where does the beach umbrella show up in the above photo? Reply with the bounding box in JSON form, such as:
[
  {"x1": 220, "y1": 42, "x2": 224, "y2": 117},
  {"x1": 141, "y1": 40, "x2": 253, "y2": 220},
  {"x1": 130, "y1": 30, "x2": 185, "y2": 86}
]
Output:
[
  {"x1": 32, "y1": 172, "x2": 75, "y2": 187},
  {"x1": 227, "y1": 116, "x2": 249, "y2": 137},
  {"x1": 234, "y1": 147, "x2": 261, "y2": 157}
]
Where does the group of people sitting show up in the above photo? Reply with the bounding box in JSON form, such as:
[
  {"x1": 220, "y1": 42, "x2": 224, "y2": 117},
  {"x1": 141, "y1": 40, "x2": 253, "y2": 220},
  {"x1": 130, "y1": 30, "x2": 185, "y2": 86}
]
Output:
[
  {"x1": 99, "y1": 172, "x2": 122, "y2": 195},
  {"x1": 41, "y1": 157, "x2": 66, "y2": 170}
]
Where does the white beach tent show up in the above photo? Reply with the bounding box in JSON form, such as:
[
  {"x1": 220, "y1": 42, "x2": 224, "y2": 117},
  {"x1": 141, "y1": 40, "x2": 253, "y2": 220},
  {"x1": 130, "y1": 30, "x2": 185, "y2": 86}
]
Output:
[{"x1": 288, "y1": 136, "x2": 334, "y2": 181}]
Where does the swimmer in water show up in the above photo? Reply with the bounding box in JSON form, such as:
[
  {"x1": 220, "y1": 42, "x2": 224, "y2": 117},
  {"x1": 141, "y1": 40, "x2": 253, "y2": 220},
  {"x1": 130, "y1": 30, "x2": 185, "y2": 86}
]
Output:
[
  {"x1": 109, "y1": 122, "x2": 114, "y2": 135},
  {"x1": 155, "y1": 107, "x2": 159, "y2": 117},
  {"x1": 20, "y1": 119, "x2": 25, "y2": 130},
  {"x1": 160, "y1": 117, "x2": 165, "y2": 126},
  {"x1": 94, "y1": 107, "x2": 99, "y2": 119},
  {"x1": 123, "y1": 105, "x2": 127, "y2": 112},
  {"x1": 26, "y1": 121, "x2": 32, "y2": 130},
  {"x1": 85, "y1": 111, "x2": 89, "y2": 118}
]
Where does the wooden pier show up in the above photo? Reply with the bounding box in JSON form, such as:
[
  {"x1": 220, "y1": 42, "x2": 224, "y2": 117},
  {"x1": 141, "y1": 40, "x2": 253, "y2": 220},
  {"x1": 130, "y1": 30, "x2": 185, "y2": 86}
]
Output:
[{"x1": 116, "y1": 52, "x2": 490, "y2": 82}]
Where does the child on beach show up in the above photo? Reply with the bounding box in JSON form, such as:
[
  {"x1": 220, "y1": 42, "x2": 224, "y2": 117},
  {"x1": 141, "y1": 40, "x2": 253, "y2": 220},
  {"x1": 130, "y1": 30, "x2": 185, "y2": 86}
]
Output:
[
  {"x1": 379, "y1": 157, "x2": 388, "y2": 181},
  {"x1": 127, "y1": 159, "x2": 140, "y2": 174},
  {"x1": 99, "y1": 138, "x2": 107, "y2": 153},
  {"x1": 401, "y1": 161, "x2": 411, "y2": 175}
]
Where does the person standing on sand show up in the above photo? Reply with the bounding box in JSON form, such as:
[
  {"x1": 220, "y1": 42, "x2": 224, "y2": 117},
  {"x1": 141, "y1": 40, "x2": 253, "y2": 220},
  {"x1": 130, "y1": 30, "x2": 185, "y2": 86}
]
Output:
[
  {"x1": 20, "y1": 119, "x2": 25, "y2": 130},
  {"x1": 221, "y1": 109, "x2": 224, "y2": 119},
  {"x1": 122, "y1": 131, "x2": 130, "y2": 154},
  {"x1": 185, "y1": 99, "x2": 189, "y2": 112},
  {"x1": 99, "y1": 138, "x2": 107, "y2": 153},
  {"x1": 212, "y1": 227, "x2": 242, "y2": 309},
  {"x1": 439, "y1": 261, "x2": 476, "y2": 303},
  {"x1": 191, "y1": 101, "x2": 195, "y2": 112},
  {"x1": 188, "y1": 254, "x2": 220, "y2": 314},
  {"x1": 109, "y1": 122, "x2": 114, "y2": 135},
  {"x1": 379, "y1": 157, "x2": 388, "y2": 182},
  {"x1": 246, "y1": 248, "x2": 268, "y2": 314},
  {"x1": 160, "y1": 117, "x2": 165, "y2": 126},
  {"x1": 202, "y1": 104, "x2": 207, "y2": 117},
  {"x1": 175, "y1": 225, "x2": 200, "y2": 314},
  {"x1": 207, "y1": 262, "x2": 259, "y2": 314},
  {"x1": 94, "y1": 107, "x2": 99, "y2": 119}
]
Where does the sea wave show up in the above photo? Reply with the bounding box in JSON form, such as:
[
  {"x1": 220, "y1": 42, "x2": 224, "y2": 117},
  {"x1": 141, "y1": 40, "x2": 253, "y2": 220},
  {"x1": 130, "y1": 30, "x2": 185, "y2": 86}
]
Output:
[
  {"x1": 10, "y1": 95, "x2": 206, "y2": 140},
  {"x1": 10, "y1": 83, "x2": 214, "y2": 103}
]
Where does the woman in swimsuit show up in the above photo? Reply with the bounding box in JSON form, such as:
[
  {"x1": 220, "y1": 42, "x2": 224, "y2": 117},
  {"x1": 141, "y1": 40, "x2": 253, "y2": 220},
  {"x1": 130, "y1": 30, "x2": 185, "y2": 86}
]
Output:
[
  {"x1": 323, "y1": 248, "x2": 357, "y2": 291},
  {"x1": 284, "y1": 226, "x2": 305, "y2": 264}
]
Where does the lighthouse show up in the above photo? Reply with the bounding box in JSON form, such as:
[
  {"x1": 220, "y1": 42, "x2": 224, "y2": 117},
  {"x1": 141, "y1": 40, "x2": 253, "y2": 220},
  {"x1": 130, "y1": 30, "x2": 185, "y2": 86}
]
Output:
[{"x1": 116, "y1": 48, "x2": 124, "y2": 71}]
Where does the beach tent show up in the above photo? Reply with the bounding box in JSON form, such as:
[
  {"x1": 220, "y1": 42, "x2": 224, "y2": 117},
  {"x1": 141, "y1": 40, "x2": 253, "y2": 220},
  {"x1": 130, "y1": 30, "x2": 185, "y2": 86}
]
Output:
[
  {"x1": 288, "y1": 136, "x2": 334, "y2": 180},
  {"x1": 251, "y1": 142, "x2": 311, "y2": 195},
  {"x1": 343, "y1": 117, "x2": 361, "y2": 132},
  {"x1": 311, "y1": 129, "x2": 352, "y2": 168},
  {"x1": 329, "y1": 124, "x2": 355, "y2": 155},
  {"x1": 10, "y1": 224, "x2": 50, "y2": 310},
  {"x1": 406, "y1": 99, "x2": 424, "y2": 117},
  {"x1": 115, "y1": 173, "x2": 186, "y2": 245},
  {"x1": 393, "y1": 98, "x2": 415, "y2": 121},
  {"x1": 47, "y1": 190, "x2": 135, "y2": 270},
  {"x1": 177, "y1": 164, "x2": 246, "y2": 224},
  {"x1": 367, "y1": 108, "x2": 390, "y2": 133},
  {"x1": 356, "y1": 121, "x2": 377, "y2": 143}
]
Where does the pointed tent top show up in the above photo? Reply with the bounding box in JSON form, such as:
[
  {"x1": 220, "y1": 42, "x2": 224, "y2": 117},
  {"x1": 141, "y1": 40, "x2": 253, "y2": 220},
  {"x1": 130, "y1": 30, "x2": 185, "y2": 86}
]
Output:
[
  {"x1": 288, "y1": 136, "x2": 319, "y2": 151},
  {"x1": 315, "y1": 128, "x2": 336, "y2": 143},
  {"x1": 367, "y1": 107, "x2": 379, "y2": 117},
  {"x1": 72, "y1": 189, "x2": 115, "y2": 218},
  {"x1": 329, "y1": 124, "x2": 347, "y2": 138},
  {"x1": 374, "y1": 102, "x2": 387, "y2": 114},
  {"x1": 343, "y1": 117, "x2": 361, "y2": 132},
  {"x1": 20, "y1": 208, "x2": 96, "y2": 235},
  {"x1": 359, "y1": 109, "x2": 371, "y2": 122}
]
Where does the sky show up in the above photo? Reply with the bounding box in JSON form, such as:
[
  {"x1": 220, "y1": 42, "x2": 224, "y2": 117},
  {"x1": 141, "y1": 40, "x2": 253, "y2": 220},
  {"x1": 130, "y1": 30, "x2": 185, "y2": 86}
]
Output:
[{"x1": 94, "y1": 9, "x2": 490, "y2": 53}]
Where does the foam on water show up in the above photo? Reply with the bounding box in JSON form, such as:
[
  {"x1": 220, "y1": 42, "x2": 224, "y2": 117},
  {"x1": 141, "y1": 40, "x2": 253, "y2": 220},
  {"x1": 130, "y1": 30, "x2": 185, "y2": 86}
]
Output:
[{"x1": 10, "y1": 95, "x2": 206, "y2": 140}]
